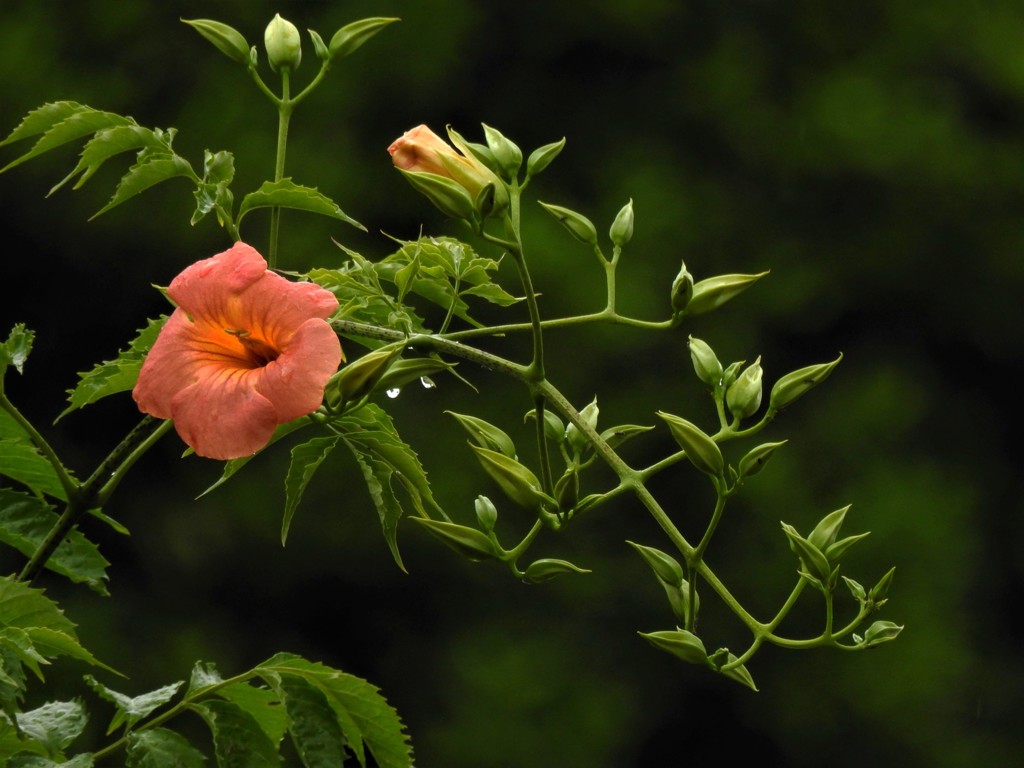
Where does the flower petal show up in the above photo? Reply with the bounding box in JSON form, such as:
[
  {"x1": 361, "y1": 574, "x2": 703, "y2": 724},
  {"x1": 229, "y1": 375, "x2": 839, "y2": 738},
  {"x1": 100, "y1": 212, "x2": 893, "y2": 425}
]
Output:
[
  {"x1": 254, "y1": 318, "x2": 342, "y2": 422},
  {"x1": 170, "y1": 370, "x2": 278, "y2": 460}
]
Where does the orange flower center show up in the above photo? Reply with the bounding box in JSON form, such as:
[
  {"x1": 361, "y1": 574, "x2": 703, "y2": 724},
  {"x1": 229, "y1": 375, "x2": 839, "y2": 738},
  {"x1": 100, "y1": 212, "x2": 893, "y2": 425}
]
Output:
[{"x1": 224, "y1": 327, "x2": 280, "y2": 367}]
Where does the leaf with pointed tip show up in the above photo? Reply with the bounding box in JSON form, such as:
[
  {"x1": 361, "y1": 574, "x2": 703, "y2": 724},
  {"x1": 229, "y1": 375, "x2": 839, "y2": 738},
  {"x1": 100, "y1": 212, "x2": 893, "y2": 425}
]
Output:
[
  {"x1": 215, "y1": 681, "x2": 289, "y2": 750},
  {"x1": 276, "y1": 673, "x2": 348, "y2": 767},
  {"x1": 59, "y1": 317, "x2": 167, "y2": 419},
  {"x1": 50, "y1": 124, "x2": 170, "y2": 194},
  {"x1": 0, "y1": 575, "x2": 77, "y2": 636},
  {"x1": 191, "y1": 699, "x2": 281, "y2": 768},
  {"x1": 199, "y1": 418, "x2": 312, "y2": 498},
  {"x1": 0, "y1": 438, "x2": 71, "y2": 501},
  {"x1": 1, "y1": 102, "x2": 91, "y2": 148},
  {"x1": 257, "y1": 653, "x2": 413, "y2": 768},
  {"x1": 84, "y1": 677, "x2": 182, "y2": 733},
  {"x1": 2, "y1": 106, "x2": 132, "y2": 173},
  {"x1": 25, "y1": 627, "x2": 116, "y2": 674},
  {"x1": 0, "y1": 488, "x2": 109, "y2": 593},
  {"x1": 1, "y1": 324, "x2": 34, "y2": 377},
  {"x1": 91, "y1": 151, "x2": 195, "y2": 219},
  {"x1": 282, "y1": 435, "x2": 341, "y2": 545},
  {"x1": 237, "y1": 178, "x2": 364, "y2": 230},
  {"x1": 13, "y1": 700, "x2": 88, "y2": 754},
  {"x1": 126, "y1": 728, "x2": 206, "y2": 768}
]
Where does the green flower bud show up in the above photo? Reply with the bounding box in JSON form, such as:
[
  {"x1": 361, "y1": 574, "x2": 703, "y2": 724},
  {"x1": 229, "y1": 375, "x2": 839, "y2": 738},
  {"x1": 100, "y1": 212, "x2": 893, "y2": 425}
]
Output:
[
  {"x1": 327, "y1": 347, "x2": 400, "y2": 406},
  {"x1": 182, "y1": 19, "x2": 251, "y2": 65},
  {"x1": 482, "y1": 123, "x2": 523, "y2": 180},
  {"x1": 781, "y1": 522, "x2": 832, "y2": 587},
  {"x1": 525, "y1": 137, "x2": 566, "y2": 177},
  {"x1": 721, "y1": 360, "x2": 744, "y2": 391},
  {"x1": 469, "y1": 444, "x2": 544, "y2": 510},
  {"x1": 566, "y1": 397, "x2": 599, "y2": 454},
  {"x1": 411, "y1": 518, "x2": 498, "y2": 562},
  {"x1": 539, "y1": 202, "x2": 599, "y2": 246},
  {"x1": 670, "y1": 262, "x2": 694, "y2": 313},
  {"x1": 474, "y1": 495, "x2": 498, "y2": 532},
  {"x1": 627, "y1": 541, "x2": 684, "y2": 585},
  {"x1": 842, "y1": 576, "x2": 867, "y2": 602},
  {"x1": 598, "y1": 424, "x2": 653, "y2": 450},
  {"x1": 264, "y1": 14, "x2": 302, "y2": 73},
  {"x1": 769, "y1": 353, "x2": 843, "y2": 412},
  {"x1": 522, "y1": 558, "x2": 591, "y2": 583},
  {"x1": 446, "y1": 411, "x2": 517, "y2": 458},
  {"x1": 609, "y1": 199, "x2": 634, "y2": 247},
  {"x1": 639, "y1": 629, "x2": 708, "y2": 666},
  {"x1": 398, "y1": 169, "x2": 476, "y2": 221},
  {"x1": 525, "y1": 408, "x2": 565, "y2": 443},
  {"x1": 328, "y1": 17, "x2": 399, "y2": 62},
  {"x1": 726, "y1": 357, "x2": 763, "y2": 420},
  {"x1": 657, "y1": 412, "x2": 724, "y2": 477},
  {"x1": 308, "y1": 28, "x2": 329, "y2": 62},
  {"x1": 736, "y1": 440, "x2": 787, "y2": 481},
  {"x1": 807, "y1": 505, "x2": 850, "y2": 550},
  {"x1": 708, "y1": 649, "x2": 758, "y2": 691},
  {"x1": 861, "y1": 620, "x2": 903, "y2": 648},
  {"x1": 375, "y1": 356, "x2": 456, "y2": 392},
  {"x1": 554, "y1": 468, "x2": 579, "y2": 513},
  {"x1": 686, "y1": 272, "x2": 769, "y2": 316},
  {"x1": 869, "y1": 567, "x2": 896, "y2": 605},
  {"x1": 688, "y1": 336, "x2": 723, "y2": 388},
  {"x1": 825, "y1": 532, "x2": 870, "y2": 563}
]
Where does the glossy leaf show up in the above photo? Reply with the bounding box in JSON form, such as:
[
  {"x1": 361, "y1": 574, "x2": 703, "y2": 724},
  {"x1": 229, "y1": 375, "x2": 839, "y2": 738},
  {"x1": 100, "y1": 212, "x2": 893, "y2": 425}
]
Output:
[
  {"x1": 237, "y1": 178, "x2": 363, "y2": 230},
  {"x1": 276, "y1": 673, "x2": 348, "y2": 767},
  {"x1": 1, "y1": 106, "x2": 133, "y2": 173},
  {"x1": 0, "y1": 324, "x2": 34, "y2": 377},
  {"x1": 1, "y1": 102, "x2": 91, "y2": 148},
  {"x1": 58, "y1": 316, "x2": 166, "y2": 420},
  {"x1": 0, "y1": 488, "x2": 109, "y2": 593},
  {"x1": 13, "y1": 700, "x2": 87, "y2": 755},
  {"x1": 126, "y1": 728, "x2": 207, "y2": 768},
  {"x1": 50, "y1": 124, "x2": 168, "y2": 194},
  {"x1": 85, "y1": 677, "x2": 182, "y2": 733},
  {"x1": 282, "y1": 435, "x2": 341, "y2": 545}
]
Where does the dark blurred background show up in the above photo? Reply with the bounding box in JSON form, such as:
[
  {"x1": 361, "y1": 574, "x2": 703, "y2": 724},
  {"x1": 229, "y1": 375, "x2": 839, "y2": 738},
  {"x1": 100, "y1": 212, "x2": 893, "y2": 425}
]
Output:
[{"x1": 2, "y1": 0, "x2": 1022, "y2": 765}]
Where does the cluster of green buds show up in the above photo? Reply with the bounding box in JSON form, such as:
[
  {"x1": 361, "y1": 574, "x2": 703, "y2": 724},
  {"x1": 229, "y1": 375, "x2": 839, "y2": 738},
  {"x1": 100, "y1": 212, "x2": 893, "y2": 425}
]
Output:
[{"x1": 183, "y1": 14, "x2": 399, "y2": 75}]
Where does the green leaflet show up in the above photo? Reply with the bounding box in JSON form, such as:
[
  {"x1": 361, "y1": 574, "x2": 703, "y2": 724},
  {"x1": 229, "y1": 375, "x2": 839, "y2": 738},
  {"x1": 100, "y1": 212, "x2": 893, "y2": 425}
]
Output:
[
  {"x1": 84, "y1": 677, "x2": 182, "y2": 734},
  {"x1": 1, "y1": 104, "x2": 133, "y2": 173},
  {"x1": 0, "y1": 576, "x2": 76, "y2": 635},
  {"x1": 50, "y1": 124, "x2": 171, "y2": 194},
  {"x1": 335, "y1": 403, "x2": 446, "y2": 571},
  {"x1": 12, "y1": 700, "x2": 88, "y2": 756},
  {"x1": 0, "y1": 324, "x2": 34, "y2": 378},
  {"x1": 90, "y1": 150, "x2": 195, "y2": 219},
  {"x1": 125, "y1": 728, "x2": 206, "y2": 768},
  {"x1": 282, "y1": 435, "x2": 341, "y2": 545},
  {"x1": 215, "y1": 681, "x2": 289, "y2": 749},
  {"x1": 274, "y1": 674, "x2": 348, "y2": 768},
  {"x1": 0, "y1": 488, "x2": 110, "y2": 594},
  {"x1": 236, "y1": 178, "x2": 364, "y2": 231},
  {"x1": 190, "y1": 699, "x2": 282, "y2": 768},
  {"x1": 256, "y1": 653, "x2": 413, "y2": 768},
  {"x1": 0, "y1": 435, "x2": 71, "y2": 502},
  {"x1": 59, "y1": 316, "x2": 166, "y2": 420},
  {"x1": 199, "y1": 418, "x2": 312, "y2": 498}
]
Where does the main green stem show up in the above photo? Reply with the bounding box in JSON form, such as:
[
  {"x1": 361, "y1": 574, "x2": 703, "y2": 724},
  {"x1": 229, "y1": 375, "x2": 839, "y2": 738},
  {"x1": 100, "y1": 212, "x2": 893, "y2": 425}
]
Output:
[{"x1": 268, "y1": 69, "x2": 292, "y2": 268}]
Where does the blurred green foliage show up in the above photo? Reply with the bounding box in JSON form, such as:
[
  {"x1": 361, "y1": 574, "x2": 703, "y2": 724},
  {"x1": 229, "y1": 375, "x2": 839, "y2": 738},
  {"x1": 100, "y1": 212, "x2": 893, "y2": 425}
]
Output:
[{"x1": 1, "y1": 0, "x2": 1022, "y2": 765}]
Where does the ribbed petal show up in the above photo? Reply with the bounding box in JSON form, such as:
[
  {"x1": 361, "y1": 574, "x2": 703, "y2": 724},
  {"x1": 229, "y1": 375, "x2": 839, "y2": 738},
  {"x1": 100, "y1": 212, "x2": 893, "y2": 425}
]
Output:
[{"x1": 254, "y1": 319, "x2": 342, "y2": 422}]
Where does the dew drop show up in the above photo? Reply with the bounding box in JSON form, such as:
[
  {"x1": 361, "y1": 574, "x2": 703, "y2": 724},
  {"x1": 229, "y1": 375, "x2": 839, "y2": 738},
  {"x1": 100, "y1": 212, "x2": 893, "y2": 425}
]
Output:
[
  {"x1": 420, "y1": 376, "x2": 436, "y2": 389},
  {"x1": 386, "y1": 387, "x2": 401, "y2": 399}
]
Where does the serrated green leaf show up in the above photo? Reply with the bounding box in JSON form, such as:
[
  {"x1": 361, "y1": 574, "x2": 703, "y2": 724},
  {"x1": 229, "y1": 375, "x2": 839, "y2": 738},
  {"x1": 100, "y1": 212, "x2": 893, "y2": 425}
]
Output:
[
  {"x1": 0, "y1": 488, "x2": 109, "y2": 593},
  {"x1": 84, "y1": 677, "x2": 181, "y2": 734},
  {"x1": 13, "y1": 700, "x2": 88, "y2": 755},
  {"x1": 90, "y1": 152, "x2": 195, "y2": 219},
  {"x1": 459, "y1": 281, "x2": 519, "y2": 306},
  {"x1": 59, "y1": 317, "x2": 167, "y2": 419},
  {"x1": 0, "y1": 576, "x2": 76, "y2": 636},
  {"x1": 7, "y1": 753, "x2": 94, "y2": 767},
  {"x1": 187, "y1": 660, "x2": 222, "y2": 695},
  {"x1": 276, "y1": 674, "x2": 347, "y2": 768},
  {"x1": 1, "y1": 324, "x2": 34, "y2": 377},
  {"x1": 334, "y1": 404, "x2": 446, "y2": 571},
  {"x1": 1, "y1": 102, "x2": 91, "y2": 148},
  {"x1": 1, "y1": 109, "x2": 134, "y2": 174},
  {"x1": 25, "y1": 627, "x2": 115, "y2": 675},
  {"x1": 237, "y1": 178, "x2": 363, "y2": 231},
  {"x1": 199, "y1": 418, "x2": 312, "y2": 498},
  {"x1": 257, "y1": 653, "x2": 412, "y2": 768},
  {"x1": 191, "y1": 699, "x2": 281, "y2": 768},
  {"x1": 282, "y1": 435, "x2": 341, "y2": 545},
  {"x1": 215, "y1": 681, "x2": 289, "y2": 749},
  {"x1": 126, "y1": 728, "x2": 207, "y2": 768},
  {"x1": 50, "y1": 124, "x2": 168, "y2": 194},
  {"x1": 0, "y1": 439, "x2": 71, "y2": 502}
]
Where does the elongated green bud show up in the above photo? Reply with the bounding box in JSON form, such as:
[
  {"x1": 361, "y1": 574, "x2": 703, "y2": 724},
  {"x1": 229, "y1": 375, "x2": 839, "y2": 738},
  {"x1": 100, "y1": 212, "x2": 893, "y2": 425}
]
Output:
[
  {"x1": 781, "y1": 522, "x2": 832, "y2": 586},
  {"x1": 308, "y1": 29, "x2": 329, "y2": 62},
  {"x1": 265, "y1": 14, "x2": 302, "y2": 72},
  {"x1": 328, "y1": 17, "x2": 399, "y2": 62},
  {"x1": 482, "y1": 123, "x2": 522, "y2": 180},
  {"x1": 474, "y1": 495, "x2": 498, "y2": 532},
  {"x1": 182, "y1": 19, "x2": 251, "y2": 65},
  {"x1": 554, "y1": 468, "x2": 579, "y2": 513},
  {"x1": 860, "y1": 620, "x2": 903, "y2": 648},
  {"x1": 639, "y1": 629, "x2": 708, "y2": 666},
  {"x1": 522, "y1": 558, "x2": 591, "y2": 583},
  {"x1": 609, "y1": 199, "x2": 634, "y2": 247},
  {"x1": 565, "y1": 397, "x2": 599, "y2": 454},
  {"x1": 627, "y1": 541, "x2": 684, "y2": 585},
  {"x1": 807, "y1": 504, "x2": 850, "y2": 550},
  {"x1": 688, "y1": 336, "x2": 723, "y2": 388},
  {"x1": 327, "y1": 347, "x2": 400, "y2": 406},
  {"x1": 411, "y1": 518, "x2": 497, "y2": 562},
  {"x1": 869, "y1": 567, "x2": 896, "y2": 605},
  {"x1": 599, "y1": 424, "x2": 653, "y2": 450},
  {"x1": 736, "y1": 440, "x2": 786, "y2": 481},
  {"x1": 526, "y1": 137, "x2": 566, "y2": 177},
  {"x1": 469, "y1": 444, "x2": 543, "y2": 509},
  {"x1": 769, "y1": 354, "x2": 843, "y2": 412},
  {"x1": 670, "y1": 262, "x2": 694, "y2": 313},
  {"x1": 447, "y1": 411, "x2": 517, "y2": 458},
  {"x1": 726, "y1": 357, "x2": 763, "y2": 419},
  {"x1": 657, "y1": 412, "x2": 724, "y2": 477},
  {"x1": 686, "y1": 272, "x2": 768, "y2": 316},
  {"x1": 539, "y1": 202, "x2": 599, "y2": 246},
  {"x1": 398, "y1": 169, "x2": 476, "y2": 221}
]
